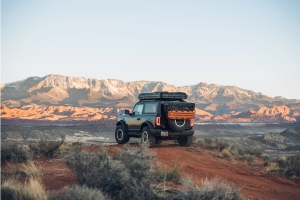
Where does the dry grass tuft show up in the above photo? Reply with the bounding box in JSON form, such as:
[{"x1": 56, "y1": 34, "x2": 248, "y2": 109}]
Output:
[
  {"x1": 265, "y1": 163, "x2": 279, "y2": 173},
  {"x1": 59, "y1": 144, "x2": 69, "y2": 154},
  {"x1": 277, "y1": 155, "x2": 287, "y2": 164},
  {"x1": 221, "y1": 149, "x2": 233, "y2": 161},
  {"x1": 1, "y1": 178, "x2": 47, "y2": 200},
  {"x1": 20, "y1": 161, "x2": 42, "y2": 177},
  {"x1": 152, "y1": 164, "x2": 183, "y2": 184}
]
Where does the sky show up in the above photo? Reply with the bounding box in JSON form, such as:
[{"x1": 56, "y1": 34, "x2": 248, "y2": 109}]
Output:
[{"x1": 1, "y1": 0, "x2": 300, "y2": 99}]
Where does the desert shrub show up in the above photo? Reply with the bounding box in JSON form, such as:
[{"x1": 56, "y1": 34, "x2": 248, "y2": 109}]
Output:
[
  {"x1": 20, "y1": 132, "x2": 31, "y2": 141},
  {"x1": 172, "y1": 178, "x2": 243, "y2": 200},
  {"x1": 236, "y1": 148, "x2": 262, "y2": 157},
  {"x1": 59, "y1": 144, "x2": 69, "y2": 154},
  {"x1": 246, "y1": 149, "x2": 262, "y2": 157},
  {"x1": 49, "y1": 185, "x2": 110, "y2": 200},
  {"x1": 265, "y1": 163, "x2": 279, "y2": 174},
  {"x1": 29, "y1": 137, "x2": 65, "y2": 158},
  {"x1": 281, "y1": 155, "x2": 300, "y2": 178},
  {"x1": 1, "y1": 131, "x2": 9, "y2": 140},
  {"x1": 192, "y1": 140, "x2": 205, "y2": 149},
  {"x1": 70, "y1": 141, "x2": 82, "y2": 146},
  {"x1": 215, "y1": 139, "x2": 230, "y2": 151},
  {"x1": 239, "y1": 154, "x2": 255, "y2": 165},
  {"x1": 66, "y1": 145, "x2": 158, "y2": 199},
  {"x1": 221, "y1": 149, "x2": 233, "y2": 161},
  {"x1": 152, "y1": 164, "x2": 182, "y2": 184},
  {"x1": 1, "y1": 178, "x2": 47, "y2": 200},
  {"x1": 1, "y1": 143, "x2": 33, "y2": 164},
  {"x1": 277, "y1": 155, "x2": 287, "y2": 164},
  {"x1": 203, "y1": 138, "x2": 214, "y2": 148}
]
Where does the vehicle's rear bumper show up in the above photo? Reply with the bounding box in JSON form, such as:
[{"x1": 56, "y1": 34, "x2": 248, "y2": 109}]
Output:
[{"x1": 149, "y1": 128, "x2": 194, "y2": 137}]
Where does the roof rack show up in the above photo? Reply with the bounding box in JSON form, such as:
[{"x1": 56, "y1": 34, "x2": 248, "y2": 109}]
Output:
[{"x1": 138, "y1": 92, "x2": 188, "y2": 100}]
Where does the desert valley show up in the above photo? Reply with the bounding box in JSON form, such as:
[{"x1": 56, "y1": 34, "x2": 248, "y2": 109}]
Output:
[{"x1": 1, "y1": 74, "x2": 300, "y2": 200}]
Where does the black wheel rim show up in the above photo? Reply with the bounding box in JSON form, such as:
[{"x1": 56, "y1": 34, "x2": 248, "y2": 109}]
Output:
[
  {"x1": 175, "y1": 119, "x2": 185, "y2": 127},
  {"x1": 117, "y1": 129, "x2": 123, "y2": 140},
  {"x1": 142, "y1": 131, "x2": 148, "y2": 143}
]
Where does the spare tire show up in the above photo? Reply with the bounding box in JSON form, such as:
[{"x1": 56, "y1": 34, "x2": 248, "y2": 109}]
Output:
[{"x1": 167, "y1": 119, "x2": 189, "y2": 132}]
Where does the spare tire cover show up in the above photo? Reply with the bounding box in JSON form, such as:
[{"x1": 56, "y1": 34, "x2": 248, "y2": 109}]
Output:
[{"x1": 167, "y1": 119, "x2": 189, "y2": 132}]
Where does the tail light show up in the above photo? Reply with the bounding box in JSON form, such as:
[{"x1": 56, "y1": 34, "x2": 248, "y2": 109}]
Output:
[
  {"x1": 190, "y1": 119, "x2": 194, "y2": 126},
  {"x1": 156, "y1": 116, "x2": 161, "y2": 126}
]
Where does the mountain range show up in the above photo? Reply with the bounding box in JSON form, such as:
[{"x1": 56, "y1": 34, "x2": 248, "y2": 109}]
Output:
[{"x1": 1, "y1": 74, "x2": 300, "y2": 123}]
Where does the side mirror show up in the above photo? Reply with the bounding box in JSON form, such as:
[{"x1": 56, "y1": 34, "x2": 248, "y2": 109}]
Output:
[{"x1": 125, "y1": 110, "x2": 130, "y2": 115}]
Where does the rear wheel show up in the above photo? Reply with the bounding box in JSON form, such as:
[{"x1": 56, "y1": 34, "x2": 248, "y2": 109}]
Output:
[
  {"x1": 115, "y1": 125, "x2": 129, "y2": 144},
  {"x1": 178, "y1": 136, "x2": 193, "y2": 147},
  {"x1": 168, "y1": 119, "x2": 189, "y2": 132},
  {"x1": 141, "y1": 126, "x2": 156, "y2": 147}
]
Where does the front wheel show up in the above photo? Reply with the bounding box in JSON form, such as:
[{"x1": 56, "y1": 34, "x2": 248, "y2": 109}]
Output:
[
  {"x1": 141, "y1": 126, "x2": 156, "y2": 147},
  {"x1": 115, "y1": 125, "x2": 129, "y2": 144},
  {"x1": 178, "y1": 136, "x2": 193, "y2": 147}
]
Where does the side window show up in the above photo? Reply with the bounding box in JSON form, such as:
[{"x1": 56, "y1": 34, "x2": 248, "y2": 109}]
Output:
[
  {"x1": 133, "y1": 104, "x2": 144, "y2": 115},
  {"x1": 144, "y1": 102, "x2": 157, "y2": 114}
]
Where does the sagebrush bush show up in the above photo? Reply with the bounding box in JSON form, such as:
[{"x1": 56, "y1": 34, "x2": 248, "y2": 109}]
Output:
[
  {"x1": 49, "y1": 185, "x2": 110, "y2": 200},
  {"x1": 203, "y1": 138, "x2": 214, "y2": 148},
  {"x1": 66, "y1": 145, "x2": 158, "y2": 199},
  {"x1": 1, "y1": 143, "x2": 33, "y2": 164},
  {"x1": 1, "y1": 178, "x2": 47, "y2": 200},
  {"x1": 221, "y1": 149, "x2": 233, "y2": 161},
  {"x1": 172, "y1": 178, "x2": 243, "y2": 200},
  {"x1": 280, "y1": 155, "x2": 300, "y2": 178},
  {"x1": 192, "y1": 138, "x2": 263, "y2": 161},
  {"x1": 29, "y1": 137, "x2": 65, "y2": 158},
  {"x1": 152, "y1": 164, "x2": 182, "y2": 184},
  {"x1": 239, "y1": 154, "x2": 255, "y2": 165},
  {"x1": 193, "y1": 140, "x2": 205, "y2": 149},
  {"x1": 215, "y1": 139, "x2": 230, "y2": 151}
]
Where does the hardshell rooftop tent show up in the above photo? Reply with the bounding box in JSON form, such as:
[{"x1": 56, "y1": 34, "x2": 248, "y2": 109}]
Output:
[{"x1": 138, "y1": 92, "x2": 188, "y2": 100}]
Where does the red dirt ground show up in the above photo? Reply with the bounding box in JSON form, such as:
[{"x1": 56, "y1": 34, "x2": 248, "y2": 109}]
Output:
[
  {"x1": 35, "y1": 158, "x2": 77, "y2": 190},
  {"x1": 2, "y1": 143, "x2": 300, "y2": 200},
  {"x1": 106, "y1": 143, "x2": 300, "y2": 200}
]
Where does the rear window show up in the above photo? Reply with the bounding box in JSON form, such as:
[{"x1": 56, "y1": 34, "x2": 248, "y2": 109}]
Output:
[{"x1": 144, "y1": 102, "x2": 157, "y2": 114}]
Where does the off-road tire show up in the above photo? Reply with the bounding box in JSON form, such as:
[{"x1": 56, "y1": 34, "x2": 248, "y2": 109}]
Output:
[
  {"x1": 141, "y1": 126, "x2": 156, "y2": 147},
  {"x1": 155, "y1": 138, "x2": 163, "y2": 144},
  {"x1": 178, "y1": 136, "x2": 193, "y2": 147},
  {"x1": 168, "y1": 119, "x2": 189, "y2": 132},
  {"x1": 115, "y1": 125, "x2": 129, "y2": 144}
]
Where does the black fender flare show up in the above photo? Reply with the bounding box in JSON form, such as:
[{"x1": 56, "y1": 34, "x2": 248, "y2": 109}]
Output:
[
  {"x1": 140, "y1": 120, "x2": 155, "y2": 132},
  {"x1": 116, "y1": 120, "x2": 129, "y2": 133}
]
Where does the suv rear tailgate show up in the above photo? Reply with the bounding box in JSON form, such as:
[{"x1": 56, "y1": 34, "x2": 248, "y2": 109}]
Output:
[{"x1": 167, "y1": 110, "x2": 195, "y2": 119}]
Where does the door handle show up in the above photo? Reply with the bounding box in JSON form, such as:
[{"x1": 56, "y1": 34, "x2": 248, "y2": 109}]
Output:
[{"x1": 137, "y1": 118, "x2": 141, "y2": 120}]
